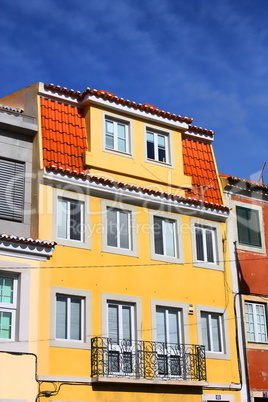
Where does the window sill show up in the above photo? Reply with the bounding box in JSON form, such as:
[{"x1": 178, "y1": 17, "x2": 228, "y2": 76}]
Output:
[
  {"x1": 194, "y1": 261, "x2": 223, "y2": 271},
  {"x1": 104, "y1": 148, "x2": 132, "y2": 158},
  {"x1": 50, "y1": 339, "x2": 91, "y2": 349}
]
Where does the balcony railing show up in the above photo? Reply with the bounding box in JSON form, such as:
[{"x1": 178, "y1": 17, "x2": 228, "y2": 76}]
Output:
[{"x1": 91, "y1": 337, "x2": 206, "y2": 382}]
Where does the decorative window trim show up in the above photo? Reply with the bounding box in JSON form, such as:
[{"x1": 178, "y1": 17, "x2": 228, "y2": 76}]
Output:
[
  {"x1": 233, "y1": 201, "x2": 265, "y2": 254},
  {"x1": 151, "y1": 299, "x2": 189, "y2": 344},
  {"x1": 103, "y1": 112, "x2": 132, "y2": 156},
  {"x1": 101, "y1": 200, "x2": 138, "y2": 257},
  {"x1": 53, "y1": 188, "x2": 90, "y2": 249},
  {"x1": 196, "y1": 305, "x2": 230, "y2": 360},
  {"x1": 0, "y1": 261, "x2": 30, "y2": 353},
  {"x1": 191, "y1": 218, "x2": 223, "y2": 270},
  {"x1": 101, "y1": 293, "x2": 142, "y2": 340},
  {"x1": 149, "y1": 211, "x2": 183, "y2": 264},
  {"x1": 50, "y1": 286, "x2": 91, "y2": 349},
  {"x1": 145, "y1": 125, "x2": 172, "y2": 166}
]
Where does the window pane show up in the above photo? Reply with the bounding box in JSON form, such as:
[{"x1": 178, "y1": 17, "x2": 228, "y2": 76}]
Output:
[
  {"x1": 158, "y1": 135, "x2": 166, "y2": 162},
  {"x1": 118, "y1": 138, "x2": 126, "y2": 152},
  {"x1": 108, "y1": 304, "x2": 119, "y2": 343},
  {"x1": 70, "y1": 297, "x2": 82, "y2": 340},
  {"x1": 154, "y1": 217, "x2": 164, "y2": 255},
  {"x1": 69, "y1": 200, "x2": 82, "y2": 241},
  {"x1": 117, "y1": 124, "x2": 126, "y2": 140},
  {"x1": 211, "y1": 314, "x2": 222, "y2": 352},
  {"x1": 0, "y1": 311, "x2": 12, "y2": 339},
  {"x1": 156, "y1": 307, "x2": 166, "y2": 343},
  {"x1": 164, "y1": 220, "x2": 176, "y2": 257},
  {"x1": 201, "y1": 312, "x2": 210, "y2": 351},
  {"x1": 195, "y1": 228, "x2": 204, "y2": 261},
  {"x1": 119, "y1": 211, "x2": 130, "y2": 249},
  {"x1": 168, "y1": 309, "x2": 179, "y2": 344},
  {"x1": 106, "y1": 120, "x2": 114, "y2": 134},
  {"x1": 56, "y1": 296, "x2": 67, "y2": 339},
  {"x1": 0, "y1": 277, "x2": 14, "y2": 304},
  {"x1": 245, "y1": 303, "x2": 256, "y2": 342},
  {"x1": 122, "y1": 306, "x2": 131, "y2": 341},
  {"x1": 147, "y1": 132, "x2": 155, "y2": 159},
  {"x1": 57, "y1": 198, "x2": 68, "y2": 239},
  {"x1": 107, "y1": 208, "x2": 118, "y2": 247},
  {"x1": 206, "y1": 230, "x2": 215, "y2": 263}
]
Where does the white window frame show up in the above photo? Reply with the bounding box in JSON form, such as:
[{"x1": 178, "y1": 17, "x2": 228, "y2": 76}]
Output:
[
  {"x1": 103, "y1": 113, "x2": 131, "y2": 155},
  {"x1": 55, "y1": 294, "x2": 85, "y2": 343},
  {"x1": 53, "y1": 188, "x2": 90, "y2": 249},
  {"x1": 57, "y1": 197, "x2": 84, "y2": 242},
  {"x1": 245, "y1": 301, "x2": 268, "y2": 344},
  {"x1": 0, "y1": 273, "x2": 18, "y2": 341},
  {"x1": 0, "y1": 262, "x2": 30, "y2": 353},
  {"x1": 50, "y1": 287, "x2": 91, "y2": 349},
  {"x1": 101, "y1": 200, "x2": 138, "y2": 257},
  {"x1": 149, "y1": 211, "x2": 183, "y2": 264},
  {"x1": 191, "y1": 218, "x2": 223, "y2": 270},
  {"x1": 146, "y1": 127, "x2": 171, "y2": 165},
  {"x1": 196, "y1": 305, "x2": 230, "y2": 360},
  {"x1": 233, "y1": 201, "x2": 266, "y2": 254}
]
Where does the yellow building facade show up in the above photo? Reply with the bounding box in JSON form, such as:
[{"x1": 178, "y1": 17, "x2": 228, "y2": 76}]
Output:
[{"x1": 1, "y1": 83, "x2": 241, "y2": 402}]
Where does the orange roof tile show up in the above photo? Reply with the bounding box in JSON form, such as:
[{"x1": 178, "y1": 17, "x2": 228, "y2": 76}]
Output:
[
  {"x1": 40, "y1": 97, "x2": 88, "y2": 171},
  {"x1": 182, "y1": 137, "x2": 223, "y2": 205},
  {"x1": 44, "y1": 83, "x2": 193, "y2": 124}
]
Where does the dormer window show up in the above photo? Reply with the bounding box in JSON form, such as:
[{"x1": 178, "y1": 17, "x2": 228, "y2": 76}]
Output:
[{"x1": 105, "y1": 117, "x2": 130, "y2": 154}]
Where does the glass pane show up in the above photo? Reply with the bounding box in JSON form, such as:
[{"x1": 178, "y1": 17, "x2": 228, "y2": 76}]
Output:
[
  {"x1": 106, "y1": 134, "x2": 114, "y2": 149},
  {"x1": 107, "y1": 208, "x2": 118, "y2": 247},
  {"x1": 108, "y1": 351, "x2": 120, "y2": 373},
  {"x1": 0, "y1": 311, "x2": 12, "y2": 339},
  {"x1": 108, "y1": 304, "x2": 119, "y2": 343},
  {"x1": 256, "y1": 304, "x2": 267, "y2": 342},
  {"x1": 164, "y1": 220, "x2": 176, "y2": 257},
  {"x1": 195, "y1": 228, "x2": 204, "y2": 261},
  {"x1": 56, "y1": 296, "x2": 67, "y2": 339},
  {"x1": 154, "y1": 217, "x2": 164, "y2": 255},
  {"x1": 158, "y1": 135, "x2": 165, "y2": 148},
  {"x1": 117, "y1": 124, "x2": 126, "y2": 140},
  {"x1": 118, "y1": 138, "x2": 126, "y2": 152},
  {"x1": 122, "y1": 306, "x2": 131, "y2": 341},
  {"x1": 106, "y1": 120, "x2": 114, "y2": 134},
  {"x1": 0, "y1": 277, "x2": 14, "y2": 304},
  {"x1": 168, "y1": 309, "x2": 179, "y2": 344},
  {"x1": 156, "y1": 307, "x2": 166, "y2": 343},
  {"x1": 206, "y1": 230, "x2": 215, "y2": 262},
  {"x1": 57, "y1": 198, "x2": 68, "y2": 239},
  {"x1": 69, "y1": 200, "x2": 82, "y2": 241},
  {"x1": 119, "y1": 211, "x2": 130, "y2": 249},
  {"x1": 147, "y1": 132, "x2": 155, "y2": 159},
  {"x1": 201, "y1": 312, "x2": 210, "y2": 351},
  {"x1": 170, "y1": 356, "x2": 181, "y2": 376},
  {"x1": 158, "y1": 135, "x2": 166, "y2": 162},
  {"x1": 158, "y1": 355, "x2": 168, "y2": 375},
  {"x1": 123, "y1": 352, "x2": 132, "y2": 373},
  {"x1": 70, "y1": 297, "x2": 82, "y2": 340},
  {"x1": 245, "y1": 303, "x2": 255, "y2": 342},
  {"x1": 211, "y1": 314, "x2": 222, "y2": 352}
]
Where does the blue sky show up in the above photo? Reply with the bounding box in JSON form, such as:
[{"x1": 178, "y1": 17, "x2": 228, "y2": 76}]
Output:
[{"x1": 1, "y1": 0, "x2": 268, "y2": 181}]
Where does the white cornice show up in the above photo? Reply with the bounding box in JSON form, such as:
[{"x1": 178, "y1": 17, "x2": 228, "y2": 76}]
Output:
[
  {"x1": 43, "y1": 169, "x2": 229, "y2": 221},
  {"x1": 0, "y1": 240, "x2": 55, "y2": 261}
]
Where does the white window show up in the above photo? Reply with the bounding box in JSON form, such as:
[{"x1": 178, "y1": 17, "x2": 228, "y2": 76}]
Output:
[
  {"x1": 245, "y1": 302, "x2": 268, "y2": 343},
  {"x1": 57, "y1": 197, "x2": 84, "y2": 242},
  {"x1": 156, "y1": 307, "x2": 182, "y2": 376},
  {"x1": 105, "y1": 117, "x2": 130, "y2": 153},
  {"x1": 0, "y1": 274, "x2": 18, "y2": 341},
  {"x1": 154, "y1": 216, "x2": 178, "y2": 258},
  {"x1": 195, "y1": 225, "x2": 216, "y2": 264},
  {"x1": 56, "y1": 294, "x2": 84, "y2": 342},
  {"x1": 107, "y1": 302, "x2": 135, "y2": 374},
  {"x1": 107, "y1": 207, "x2": 131, "y2": 250},
  {"x1": 146, "y1": 130, "x2": 169, "y2": 163},
  {"x1": 201, "y1": 311, "x2": 224, "y2": 353}
]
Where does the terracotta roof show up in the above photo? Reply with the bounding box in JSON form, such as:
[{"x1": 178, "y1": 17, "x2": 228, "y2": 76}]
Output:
[
  {"x1": 0, "y1": 104, "x2": 24, "y2": 114},
  {"x1": 45, "y1": 166, "x2": 229, "y2": 212},
  {"x1": 44, "y1": 83, "x2": 193, "y2": 124},
  {"x1": 182, "y1": 137, "x2": 223, "y2": 205},
  {"x1": 41, "y1": 97, "x2": 88, "y2": 171},
  {"x1": 0, "y1": 234, "x2": 56, "y2": 247},
  {"x1": 188, "y1": 125, "x2": 215, "y2": 136},
  {"x1": 220, "y1": 173, "x2": 268, "y2": 191}
]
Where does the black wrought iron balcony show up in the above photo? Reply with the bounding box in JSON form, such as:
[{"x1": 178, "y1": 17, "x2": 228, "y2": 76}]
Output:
[{"x1": 91, "y1": 337, "x2": 206, "y2": 382}]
